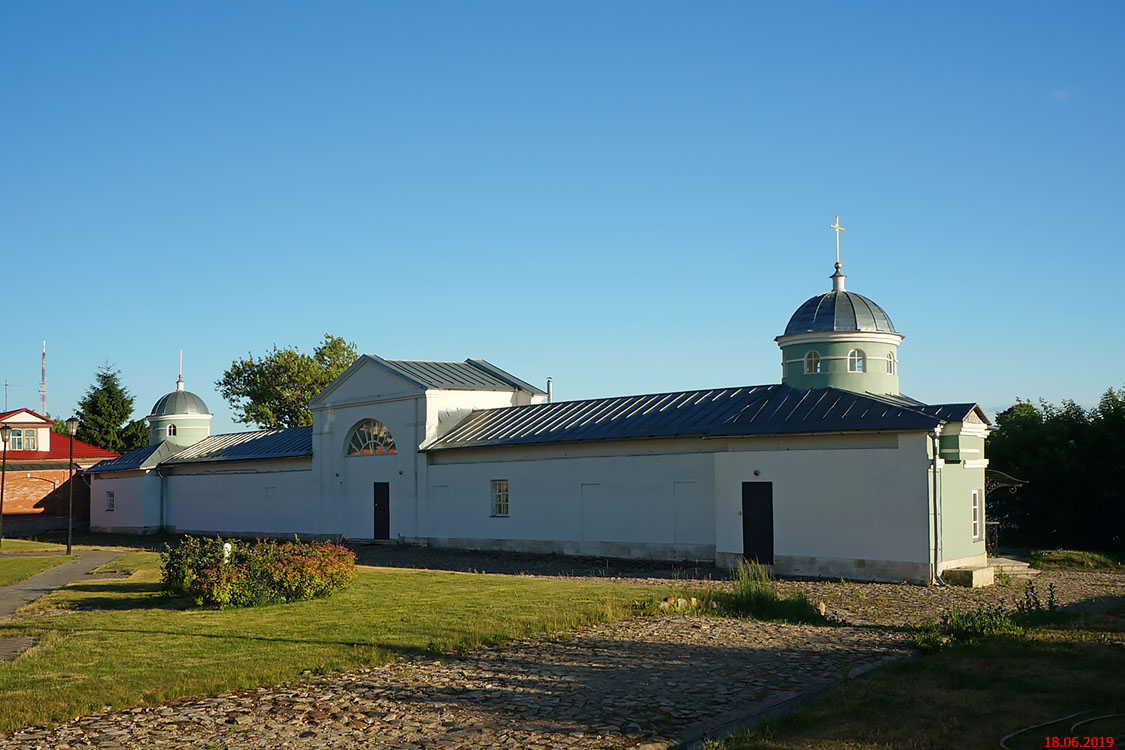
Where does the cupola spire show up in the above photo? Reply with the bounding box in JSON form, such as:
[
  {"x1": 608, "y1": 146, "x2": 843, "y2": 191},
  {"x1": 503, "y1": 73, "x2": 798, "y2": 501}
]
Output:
[
  {"x1": 177, "y1": 349, "x2": 184, "y2": 391},
  {"x1": 829, "y1": 215, "x2": 847, "y2": 292}
]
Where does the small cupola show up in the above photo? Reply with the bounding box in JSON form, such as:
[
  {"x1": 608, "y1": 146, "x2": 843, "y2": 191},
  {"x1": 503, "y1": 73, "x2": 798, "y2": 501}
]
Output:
[
  {"x1": 775, "y1": 217, "x2": 905, "y2": 396},
  {"x1": 146, "y1": 352, "x2": 212, "y2": 446}
]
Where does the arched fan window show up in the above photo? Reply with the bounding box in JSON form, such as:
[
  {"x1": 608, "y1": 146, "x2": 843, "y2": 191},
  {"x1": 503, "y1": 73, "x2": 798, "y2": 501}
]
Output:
[
  {"x1": 804, "y1": 350, "x2": 821, "y2": 374},
  {"x1": 167, "y1": 424, "x2": 177, "y2": 437},
  {"x1": 346, "y1": 419, "x2": 397, "y2": 456},
  {"x1": 848, "y1": 349, "x2": 866, "y2": 373},
  {"x1": 886, "y1": 351, "x2": 897, "y2": 375}
]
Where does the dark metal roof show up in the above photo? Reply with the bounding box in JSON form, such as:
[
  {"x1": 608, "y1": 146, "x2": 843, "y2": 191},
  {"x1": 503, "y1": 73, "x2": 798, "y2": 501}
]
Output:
[
  {"x1": 88, "y1": 442, "x2": 179, "y2": 473},
  {"x1": 151, "y1": 389, "x2": 210, "y2": 416},
  {"x1": 424, "y1": 385, "x2": 973, "y2": 451},
  {"x1": 161, "y1": 427, "x2": 312, "y2": 465},
  {"x1": 377, "y1": 357, "x2": 546, "y2": 394},
  {"x1": 784, "y1": 291, "x2": 896, "y2": 335}
]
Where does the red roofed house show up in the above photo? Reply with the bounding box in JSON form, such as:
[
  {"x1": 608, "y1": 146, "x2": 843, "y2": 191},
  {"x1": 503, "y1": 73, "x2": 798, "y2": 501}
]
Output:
[{"x1": 0, "y1": 409, "x2": 118, "y2": 535}]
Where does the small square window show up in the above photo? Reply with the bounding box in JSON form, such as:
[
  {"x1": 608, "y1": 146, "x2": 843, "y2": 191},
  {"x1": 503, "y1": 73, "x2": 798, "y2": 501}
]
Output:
[
  {"x1": 491, "y1": 480, "x2": 509, "y2": 517},
  {"x1": 105, "y1": 491, "x2": 115, "y2": 512}
]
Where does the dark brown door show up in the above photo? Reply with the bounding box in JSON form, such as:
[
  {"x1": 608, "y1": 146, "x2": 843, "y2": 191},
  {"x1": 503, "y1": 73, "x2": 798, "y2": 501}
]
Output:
[
  {"x1": 373, "y1": 482, "x2": 390, "y2": 540},
  {"x1": 741, "y1": 482, "x2": 773, "y2": 564}
]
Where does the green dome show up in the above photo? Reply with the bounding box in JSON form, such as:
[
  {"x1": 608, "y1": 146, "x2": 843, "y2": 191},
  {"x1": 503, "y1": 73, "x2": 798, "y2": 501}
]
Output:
[{"x1": 151, "y1": 387, "x2": 210, "y2": 416}]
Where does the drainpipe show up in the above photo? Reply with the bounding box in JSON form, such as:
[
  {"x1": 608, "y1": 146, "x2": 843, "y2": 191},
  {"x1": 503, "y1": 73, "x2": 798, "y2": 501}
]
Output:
[
  {"x1": 157, "y1": 466, "x2": 166, "y2": 533},
  {"x1": 930, "y1": 426, "x2": 944, "y2": 585}
]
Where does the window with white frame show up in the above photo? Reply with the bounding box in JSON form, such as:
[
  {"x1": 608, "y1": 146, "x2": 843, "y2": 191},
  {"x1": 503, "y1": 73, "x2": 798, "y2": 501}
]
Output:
[
  {"x1": 167, "y1": 424, "x2": 177, "y2": 437},
  {"x1": 804, "y1": 350, "x2": 821, "y2": 374},
  {"x1": 886, "y1": 351, "x2": 897, "y2": 374},
  {"x1": 971, "y1": 489, "x2": 983, "y2": 541},
  {"x1": 847, "y1": 349, "x2": 866, "y2": 373},
  {"x1": 9, "y1": 428, "x2": 34, "y2": 450},
  {"x1": 491, "y1": 479, "x2": 509, "y2": 517},
  {"x1": 105, "y1": 491, "x2": 115, "y2": 512}
]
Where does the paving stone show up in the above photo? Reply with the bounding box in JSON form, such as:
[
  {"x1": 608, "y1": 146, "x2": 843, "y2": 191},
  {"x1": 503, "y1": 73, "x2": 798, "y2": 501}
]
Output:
[
  {"x1": 0, "y1": 615, "x2": 912, "y2": 749},
  {"x1": 2, "y1": 541, "x2": 1119, "y2": 749}
]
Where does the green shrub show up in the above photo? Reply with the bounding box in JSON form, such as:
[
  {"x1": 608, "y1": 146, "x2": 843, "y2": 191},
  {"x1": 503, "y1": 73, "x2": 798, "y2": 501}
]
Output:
[
  {"x1": 912, "y1": 624, "x2": 952, "y2": 652},
  {"x1": 718, "y1": 560, "x2": 827, "y2": 624},
  {"x1": 161, "y1": 536, "x2": 228, "y2": 594},
  {"x1": 943, "y1": 606, "x2": 1023, "y2": 640},
  {"x1": 160, "y1": 536, "x2": 357, "y2": 609}
]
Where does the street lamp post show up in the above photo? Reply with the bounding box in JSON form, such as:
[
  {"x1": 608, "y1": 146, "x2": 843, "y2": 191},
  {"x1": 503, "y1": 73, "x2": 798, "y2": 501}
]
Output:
[
  {"x1": 0, "y1": 424, "x2": 11, "y2": 551},
  {"x1": 65, "y1": 418, "x2": 79, "y2": 556}
]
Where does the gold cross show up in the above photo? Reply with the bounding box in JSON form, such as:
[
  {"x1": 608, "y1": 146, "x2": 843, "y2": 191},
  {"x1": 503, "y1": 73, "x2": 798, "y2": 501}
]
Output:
[{"x1": 829, "y1": 215, "x2": 846, "y2": 268}]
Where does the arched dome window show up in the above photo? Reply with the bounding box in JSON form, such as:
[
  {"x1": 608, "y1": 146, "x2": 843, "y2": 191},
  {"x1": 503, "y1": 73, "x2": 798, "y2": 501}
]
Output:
[
  {"x1": 347, "y1": 419, "x2": 397, "y2": 456},
  {"x1": 167, "y1": 424, "x2": 177, "y2": 437},
  {"x1": 804, "y1": 351, "x2": 821, "y2": 374},
  {"x1": 886, "y1": 351, "x2": 897, "y2": 375},
  {"x1": 847, "y1": 349, "x2": 866, "y2": 373}
]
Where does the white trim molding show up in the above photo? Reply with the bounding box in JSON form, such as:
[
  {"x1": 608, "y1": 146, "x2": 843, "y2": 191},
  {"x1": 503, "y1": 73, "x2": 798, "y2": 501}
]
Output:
[
  {"x1": 775, "y1": 330, "x2": 905, "y2": 348},
  {"x1": 963, "y1": 459, "x2": 990, "y2": 469}
]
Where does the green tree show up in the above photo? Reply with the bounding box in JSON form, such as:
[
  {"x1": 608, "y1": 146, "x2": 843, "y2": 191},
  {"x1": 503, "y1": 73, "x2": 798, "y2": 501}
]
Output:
[
  {"x1": 988, "y1": 386, "x2": 1125, "y2": 552},
  {"x1": 74, "y1": 364, "x2": 149, "y2": 453},
  {"x1": 216, "y1": 334, "x2": 358, "y2": 429}
]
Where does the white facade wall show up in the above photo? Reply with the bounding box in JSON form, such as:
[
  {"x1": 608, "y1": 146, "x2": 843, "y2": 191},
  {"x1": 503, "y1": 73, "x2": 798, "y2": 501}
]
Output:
[
  {"x1": 162, "y1": 459, "x2": 319, "y2": 536},
  {"x1": 90, "y1": 471, "x2": 162, "y2": 533},
  {"x1": 715, "y1": 432, "x2": 933, "y2": 580},
  {"x1": 85, "y1": 356, "x2": 965, "y2": 583},
  {"x1": 421, "y1": 445, "x2": 715, "y2": 559}
]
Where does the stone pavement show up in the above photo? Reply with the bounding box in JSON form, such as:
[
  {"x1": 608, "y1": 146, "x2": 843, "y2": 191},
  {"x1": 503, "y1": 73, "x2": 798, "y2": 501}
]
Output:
[
  {"x1": 0, "y1": 616, "x2": 910, "y2": 750},
  {"x1": 0, "y1": 549, "x2": 123, "y2": 620},
  {"x1": 0, "y1": 549, "x2": 122, "y2": 662}
]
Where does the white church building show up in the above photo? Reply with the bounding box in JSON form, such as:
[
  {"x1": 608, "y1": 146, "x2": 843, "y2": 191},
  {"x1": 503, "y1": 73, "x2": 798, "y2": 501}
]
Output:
[{"x1": 90, "y1": 245, "x2": 991, "y2": 583}]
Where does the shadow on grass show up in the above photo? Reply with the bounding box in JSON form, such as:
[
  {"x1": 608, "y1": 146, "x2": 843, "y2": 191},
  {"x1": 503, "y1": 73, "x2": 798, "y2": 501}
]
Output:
[{"x1": 29, "y1": 581, "x2": 191, "y2": 612}]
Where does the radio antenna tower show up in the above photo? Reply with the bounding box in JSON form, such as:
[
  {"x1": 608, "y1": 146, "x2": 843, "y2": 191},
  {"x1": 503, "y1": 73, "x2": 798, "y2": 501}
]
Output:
[{"x1": 39, "y1": 340, "x2": 47, "y2": 415}]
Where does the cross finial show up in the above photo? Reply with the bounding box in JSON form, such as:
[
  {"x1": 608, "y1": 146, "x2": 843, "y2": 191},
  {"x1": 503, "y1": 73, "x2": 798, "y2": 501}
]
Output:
[{"x1": 829, "y1": 215, "x2": 846, "y2": 269}]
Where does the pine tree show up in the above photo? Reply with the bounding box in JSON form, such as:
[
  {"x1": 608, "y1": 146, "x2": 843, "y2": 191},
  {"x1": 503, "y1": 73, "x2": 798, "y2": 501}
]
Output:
[{"x1": 75, "y1": 364, "x2": 148, "y2": 453}]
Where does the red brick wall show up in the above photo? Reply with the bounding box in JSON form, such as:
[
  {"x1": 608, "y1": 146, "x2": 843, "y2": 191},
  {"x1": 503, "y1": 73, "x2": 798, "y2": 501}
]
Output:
[{"x1": 0, "y1": 469, "x2": 90, "y2": 521}]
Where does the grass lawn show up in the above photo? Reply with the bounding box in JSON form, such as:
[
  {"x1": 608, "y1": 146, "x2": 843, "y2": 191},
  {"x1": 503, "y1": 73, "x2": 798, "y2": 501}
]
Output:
[
  {"x1": 0, "y1": 555, "x2": 70, "y2": 587},
  {"x1": 1030, "y1": 548, "x2": 1123, "y2": 570},
  {"x1": 0, "y1": 552, "x2": 672, "y2": 731},
  {"x1": 708, "y1": 604, "x2": 1125, "y2": 750},
  {"x1": 0, "y1": 539, "x2": 68, "y2": 554}
]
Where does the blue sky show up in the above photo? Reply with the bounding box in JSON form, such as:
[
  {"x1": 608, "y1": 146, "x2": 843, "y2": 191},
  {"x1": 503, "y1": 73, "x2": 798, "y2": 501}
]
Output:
[{"x1": 2, "y1": 2, "x2": 1123, "y2": 435}]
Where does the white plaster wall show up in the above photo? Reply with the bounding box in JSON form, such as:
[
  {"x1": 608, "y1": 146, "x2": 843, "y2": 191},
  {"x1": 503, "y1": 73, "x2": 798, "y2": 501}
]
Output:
[
  {"x1": 423, "y1": 448, "x2": 715, "y2": 554},
  {"x1": 423, "y1": 389, "x2": 544, "y2": 444},
  {"x1": 162, "y1": 459, "x2": 320, "y2": 536},
  {"x1": 313, "y1": 397, "x2": 421, "y2": 540},
  {"x1": 714, "y1": 432, "x2": 932, "y2": 565},
  {"x1": 310, "y1": 358, "x2": 541, "y2": 541},
  {"x1": 90, "y1": 472, "x2": 160, "y2": 533}
]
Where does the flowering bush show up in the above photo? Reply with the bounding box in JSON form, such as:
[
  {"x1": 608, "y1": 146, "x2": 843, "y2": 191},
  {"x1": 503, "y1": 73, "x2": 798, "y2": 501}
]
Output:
[{"x1": 161, "y1": 536, "x2": 357, "y2": 609}]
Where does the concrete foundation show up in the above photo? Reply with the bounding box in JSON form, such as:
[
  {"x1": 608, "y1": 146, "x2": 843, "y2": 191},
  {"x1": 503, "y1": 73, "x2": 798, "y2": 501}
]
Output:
[
  {"x1": 942, "y1": 565, "x2": 994, "y2": 588},
  {"x1": 408, "y1": 536, "x2": 715, "y2": 562},
  {"x1": 715, "y1": 551, "x2": 932, "y2": 584}
]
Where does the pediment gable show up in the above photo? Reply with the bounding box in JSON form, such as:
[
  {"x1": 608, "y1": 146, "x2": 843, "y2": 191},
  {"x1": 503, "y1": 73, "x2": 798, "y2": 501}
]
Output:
[
  {"x1": 0, "y1": 408, "x2": 52, "y2": 426},
  {"x1": 310, "y1": 355, "x2": 426, "y2": 409}
]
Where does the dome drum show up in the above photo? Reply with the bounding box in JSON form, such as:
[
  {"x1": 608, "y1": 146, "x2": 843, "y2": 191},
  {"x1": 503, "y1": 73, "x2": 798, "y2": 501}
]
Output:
[{"x1": 776, "y1": 267, "x2": 903, "y2": 397}]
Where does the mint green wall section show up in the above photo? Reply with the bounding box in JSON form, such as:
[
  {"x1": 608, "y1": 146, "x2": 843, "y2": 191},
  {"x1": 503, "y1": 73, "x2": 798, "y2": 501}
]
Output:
[
  {"x1": 780, "y1": 340, "x2": 901, "y2": 394},
  {"x1": 938, "y1": 434, "x2": 985, "y2": 463},
  {"x1": 149, "y1": 416, "x2": 211, "y2": 448},
  {"x1": 938, "y1": 462, "x2": 986, "y2": 563}
]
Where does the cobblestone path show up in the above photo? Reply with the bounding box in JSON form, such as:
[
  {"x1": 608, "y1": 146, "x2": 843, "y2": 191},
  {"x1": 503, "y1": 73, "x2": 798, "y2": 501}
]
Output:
[{"x1": 2, "y1": 616, "x2": 910, "y2": 750}]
